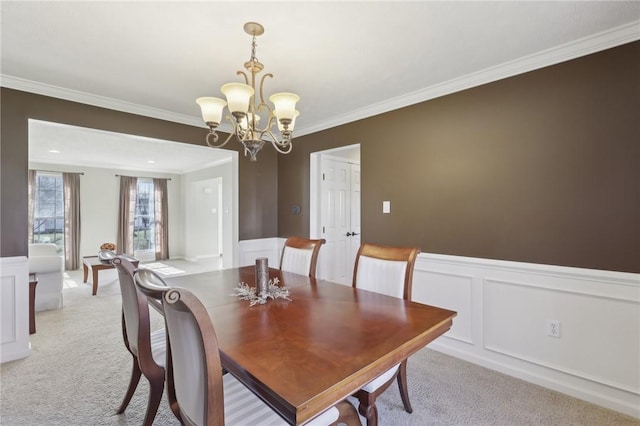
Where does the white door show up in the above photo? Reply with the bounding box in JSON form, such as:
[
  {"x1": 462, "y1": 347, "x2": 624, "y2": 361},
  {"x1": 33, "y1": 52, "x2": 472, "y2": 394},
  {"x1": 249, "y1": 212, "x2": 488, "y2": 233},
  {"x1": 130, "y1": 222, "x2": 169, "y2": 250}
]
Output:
[
  {"x1": 318, "y1": 158, "x2": 360, "y2": 285},
  {"x1": 348, "y1": 164, "x2": 361, "y2": 273}
]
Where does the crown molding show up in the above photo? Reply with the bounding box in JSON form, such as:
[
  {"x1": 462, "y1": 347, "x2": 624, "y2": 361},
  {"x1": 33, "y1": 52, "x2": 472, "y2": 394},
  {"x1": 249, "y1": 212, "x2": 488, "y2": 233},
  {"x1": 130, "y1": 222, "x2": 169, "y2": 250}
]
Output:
[
  {"x1": 296, "y1": 20, "x2": 640, "y2": 136},
  {"x1": 2, "y1": 21, "x2": 638, "y2": 137},
  {"x1": 0, "y1": 74, "x2": 207, "y2": 129}
]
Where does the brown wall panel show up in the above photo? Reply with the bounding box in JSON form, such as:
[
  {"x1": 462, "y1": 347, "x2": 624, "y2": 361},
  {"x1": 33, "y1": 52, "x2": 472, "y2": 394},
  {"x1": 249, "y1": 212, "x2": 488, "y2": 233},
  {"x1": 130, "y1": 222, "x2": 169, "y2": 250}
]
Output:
[
  {"x1": 3, "y1": 42, "x2": 638, "y2": 272},
  {"x1": 278, "y1": 41, "x2": 640, "y2": 273},
  {"x1": 0, "y1": 89, "x2": 278, "y2": 257}
]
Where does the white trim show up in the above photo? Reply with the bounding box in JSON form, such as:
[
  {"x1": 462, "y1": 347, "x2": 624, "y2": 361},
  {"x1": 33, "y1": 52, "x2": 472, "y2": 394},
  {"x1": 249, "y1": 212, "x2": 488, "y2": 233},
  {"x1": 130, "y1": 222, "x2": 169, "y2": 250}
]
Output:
[
  {"x1": 2, "y1": 22, "x2": 638, "y2": 136},
  {"x1": 0, "y1": 75, "x2": 206, "y2": 129},
  {"x1": 237, "y1": 238, "x2": 282, "y2": 268},
  {"x1": 416, "y1": 253, "x2": 639, "y2": 287},
  {"x1": 413, "y1": 253, "x2": 640, "y2": 419},
  {"x1": 1, "y1": 256, "x2": 31, "y2": 363},
  {"x1": 429, "y1": 341, "x2": 640, "y2": 420},
  {"x1": 299, "y1": 21, "x2": 640, "y2": 136}
]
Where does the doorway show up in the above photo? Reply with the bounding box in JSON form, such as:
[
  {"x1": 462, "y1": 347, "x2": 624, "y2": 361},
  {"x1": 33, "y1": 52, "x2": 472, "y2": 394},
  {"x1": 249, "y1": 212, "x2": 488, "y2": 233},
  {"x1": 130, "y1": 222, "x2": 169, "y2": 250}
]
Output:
[
  {"x1": 28, "y1": 119, "x2": 239, "y2": 268},
  {"x1": 310, "y1": 144, "x2": 361, "y2": 285}
]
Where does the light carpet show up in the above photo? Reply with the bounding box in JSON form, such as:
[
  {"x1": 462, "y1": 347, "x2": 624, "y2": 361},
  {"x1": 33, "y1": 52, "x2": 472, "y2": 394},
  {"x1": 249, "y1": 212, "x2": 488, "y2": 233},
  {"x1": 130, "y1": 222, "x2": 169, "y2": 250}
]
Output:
[{"x1": 1, "y1": 265, "x2": 638, "y2": 425}]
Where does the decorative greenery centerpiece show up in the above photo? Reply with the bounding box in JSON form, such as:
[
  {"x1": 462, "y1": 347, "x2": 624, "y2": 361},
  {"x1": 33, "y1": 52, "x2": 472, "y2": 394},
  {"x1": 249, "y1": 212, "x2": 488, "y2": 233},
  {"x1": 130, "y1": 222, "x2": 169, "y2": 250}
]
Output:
[{"x1": 232, "y1": 277, "x2": 291, "y2": 307}]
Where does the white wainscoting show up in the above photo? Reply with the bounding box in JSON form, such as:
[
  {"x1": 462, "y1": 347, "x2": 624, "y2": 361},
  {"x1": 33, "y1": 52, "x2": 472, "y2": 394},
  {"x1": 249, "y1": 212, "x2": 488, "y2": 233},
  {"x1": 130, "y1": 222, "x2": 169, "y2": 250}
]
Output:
[
  {"x1": 412, "y1": 253, "x2": 640, "y2": 419},
  {"x1": 1, "y1": 256, "x2": 31, "y2": 363},
  {"x1": 237, "y1": 238, "x2": 284, "y2": 269}
]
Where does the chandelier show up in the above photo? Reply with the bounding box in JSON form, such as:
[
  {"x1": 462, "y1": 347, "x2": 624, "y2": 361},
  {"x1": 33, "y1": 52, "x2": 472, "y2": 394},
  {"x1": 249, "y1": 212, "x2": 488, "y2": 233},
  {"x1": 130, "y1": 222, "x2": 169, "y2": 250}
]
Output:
[{"x1": 196, "y1": 22, "x2": 300, "y2": 161}]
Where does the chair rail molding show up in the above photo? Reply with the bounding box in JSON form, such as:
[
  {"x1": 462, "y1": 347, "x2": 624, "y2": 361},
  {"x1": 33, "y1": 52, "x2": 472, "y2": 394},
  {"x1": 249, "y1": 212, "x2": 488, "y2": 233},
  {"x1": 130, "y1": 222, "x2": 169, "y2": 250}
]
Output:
[
  {"x1": 412, "y1": 252, "x2": 640, "y2": 419},
  {"x1": 1, "y1": 256, "x2": 31, "y2": 363}
]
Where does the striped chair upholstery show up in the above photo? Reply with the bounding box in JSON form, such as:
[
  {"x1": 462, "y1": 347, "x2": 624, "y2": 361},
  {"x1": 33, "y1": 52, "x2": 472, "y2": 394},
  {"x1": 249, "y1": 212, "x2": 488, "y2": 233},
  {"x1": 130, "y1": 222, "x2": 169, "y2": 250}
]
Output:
[
  {"x1": 352, "y1": 243, "x2": 420, "y2": 426},
  {"x1": 280, "y1": 236, "x2": 326, "y2": 278},
  {"x1": 112, "y1": 256, "x2": 166, "y2": 426},
  {"x1": 134, "y1": 268, "x2": 361, "y2": 426}
]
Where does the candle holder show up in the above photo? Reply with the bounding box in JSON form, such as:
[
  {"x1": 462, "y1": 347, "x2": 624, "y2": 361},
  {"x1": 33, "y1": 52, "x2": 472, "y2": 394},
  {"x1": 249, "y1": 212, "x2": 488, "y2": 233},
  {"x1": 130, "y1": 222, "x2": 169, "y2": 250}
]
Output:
[{"x1": 255, "y1": 257, "x2": 269, "y2": 296}]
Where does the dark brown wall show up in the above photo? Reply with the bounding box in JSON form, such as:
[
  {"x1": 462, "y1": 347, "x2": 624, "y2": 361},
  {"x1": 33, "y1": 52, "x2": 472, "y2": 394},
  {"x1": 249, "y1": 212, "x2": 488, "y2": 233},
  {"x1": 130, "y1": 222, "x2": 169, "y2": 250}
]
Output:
[
  {"x1": 278, "y1": 41, "x2": 640, "y2": 273},
  {"x1": 0, "y1": 89, "x2": 278, "y2": 257}
]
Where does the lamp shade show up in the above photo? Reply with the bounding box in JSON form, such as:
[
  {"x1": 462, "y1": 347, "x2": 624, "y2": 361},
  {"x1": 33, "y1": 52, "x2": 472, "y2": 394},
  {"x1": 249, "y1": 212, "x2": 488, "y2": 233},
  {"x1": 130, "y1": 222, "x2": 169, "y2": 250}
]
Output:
[
  {"x1": 270, "y1": 92, "x2": 300, "y2": 120},
  {"x1": 221, "y1": 83, "x2": 254, "y2": 114},
  {"x1": 278, "y1": 110, "x2": 299, "y2": 132},
  {"x1": 196, "y1": 97, "x2": 227, "y2": 124}
]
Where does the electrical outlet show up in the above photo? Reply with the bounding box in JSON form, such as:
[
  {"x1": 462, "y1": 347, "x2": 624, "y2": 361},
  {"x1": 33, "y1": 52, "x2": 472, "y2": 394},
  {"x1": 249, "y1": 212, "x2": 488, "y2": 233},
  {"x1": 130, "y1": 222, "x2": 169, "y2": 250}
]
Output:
[{"x1": 547, "y1": 320, "x2": 561, "y2": 338}]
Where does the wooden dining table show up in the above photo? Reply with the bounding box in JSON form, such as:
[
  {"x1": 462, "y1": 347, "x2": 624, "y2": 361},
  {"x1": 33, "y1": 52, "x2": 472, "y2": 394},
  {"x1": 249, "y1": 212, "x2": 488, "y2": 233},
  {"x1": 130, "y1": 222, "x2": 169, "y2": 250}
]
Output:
[{"x1": 164, "y1": 266, "x2": 456, "y2": 425}]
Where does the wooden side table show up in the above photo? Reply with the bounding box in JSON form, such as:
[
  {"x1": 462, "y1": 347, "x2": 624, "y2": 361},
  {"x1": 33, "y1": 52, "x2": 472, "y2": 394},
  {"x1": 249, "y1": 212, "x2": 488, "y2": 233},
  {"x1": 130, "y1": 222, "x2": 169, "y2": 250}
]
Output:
[
  {"x1": 28, "y1": 273, "x2": 38, "y2": 334},
  {"x1": 82, "y1": 255, "x2": 139, "y2": 295}
]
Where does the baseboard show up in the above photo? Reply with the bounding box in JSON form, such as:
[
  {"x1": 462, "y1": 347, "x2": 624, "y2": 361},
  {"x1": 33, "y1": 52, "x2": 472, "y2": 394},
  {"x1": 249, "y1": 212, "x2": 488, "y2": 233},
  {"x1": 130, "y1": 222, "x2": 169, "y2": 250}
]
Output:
[{"x1": 429, "y1": 341, "x2": 640, "y2": 419}]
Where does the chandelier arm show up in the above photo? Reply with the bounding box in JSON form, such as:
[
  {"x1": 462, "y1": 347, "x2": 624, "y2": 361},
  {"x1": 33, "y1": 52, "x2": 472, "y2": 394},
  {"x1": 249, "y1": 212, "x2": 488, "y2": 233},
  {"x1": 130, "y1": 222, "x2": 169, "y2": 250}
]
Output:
[
  {"x1": 237, "y1": 71, "x2": 249, "y2": 85},
  {"x1": 206, "y1": 118, "x2": 237, "y2": 148},
  {"x1": 271, "y1": 139, "x2": 293, "y2": 154},
  {"x1": 264, "y1": 129, "x2": 293, "y2": 154},
  {"x1": 206, "y1": 129, "x2": 235, "y2": 148},
  {"x1": 251, "y1": 103, "x2": 273, "y2": 134},
  {"x1": 258, "y1": 73, "x2": 273, "y2": 104}
]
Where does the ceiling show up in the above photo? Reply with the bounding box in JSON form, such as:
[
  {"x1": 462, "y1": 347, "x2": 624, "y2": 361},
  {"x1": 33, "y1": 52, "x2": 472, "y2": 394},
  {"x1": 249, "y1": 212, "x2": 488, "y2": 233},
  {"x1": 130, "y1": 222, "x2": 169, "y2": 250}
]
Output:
[
  {"x1": 28, "y1": 119, "x2": 232, "y2": 174},
  {"x1": 2, "y1": 2, "x2": 639, "y2": 171}
]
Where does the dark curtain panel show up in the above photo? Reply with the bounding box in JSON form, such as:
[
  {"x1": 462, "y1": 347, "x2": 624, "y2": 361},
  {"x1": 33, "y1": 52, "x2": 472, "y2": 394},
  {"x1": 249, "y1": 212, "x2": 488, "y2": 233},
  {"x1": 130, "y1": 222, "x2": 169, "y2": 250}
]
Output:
[
  {"x1": 153, "y1": 178, "x2": 169, "y2": 260},
  {"x1": 117, "y1": 176, "x2": 137, "y2": 256},
  {"x1": 63, "y1": 172, "x2": 81, "y2": 270}
]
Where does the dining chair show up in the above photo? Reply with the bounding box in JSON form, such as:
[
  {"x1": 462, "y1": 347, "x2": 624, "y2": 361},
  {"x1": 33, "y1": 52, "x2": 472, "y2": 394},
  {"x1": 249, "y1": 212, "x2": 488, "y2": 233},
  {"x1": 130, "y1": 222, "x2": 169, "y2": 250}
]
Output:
[
  {"x1": 112, "y1": 256, "x2": 166, "y2": 426},
  {"x1": 351, "y1": 243, "x2": 420, "y2": 426},
  {"x1": 98, "y1": 249, "x2": 116, "y2": 262},
  {"x1": 134, "y1": 268, "x2": 362, "y2": 426},
  {"x1": 279, "y1": 236, "x2": 326, "y2": 278}
]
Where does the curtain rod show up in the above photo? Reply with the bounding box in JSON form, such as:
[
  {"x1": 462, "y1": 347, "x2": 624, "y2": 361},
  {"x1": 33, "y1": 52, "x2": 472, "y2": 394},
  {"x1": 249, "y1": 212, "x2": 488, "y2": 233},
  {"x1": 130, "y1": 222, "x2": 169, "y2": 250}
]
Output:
[
  {"x1": 115, "y1": 174, "x2": 171, "y2": 181},
  {"x1": 34, "y1": 169, "x2": 84, "y2": 175}
]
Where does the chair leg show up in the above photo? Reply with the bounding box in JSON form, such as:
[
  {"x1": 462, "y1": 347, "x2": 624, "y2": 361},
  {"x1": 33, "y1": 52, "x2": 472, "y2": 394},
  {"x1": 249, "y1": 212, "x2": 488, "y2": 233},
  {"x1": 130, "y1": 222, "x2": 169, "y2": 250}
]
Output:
[
  {"x1": 356, "y1": 392, "x2": 378, "y2": 426},
  {"x1": 397, "y1": 360, "x2": 413, "y2": 413},
  {"x1": 142, "y1": 377, "x2": 164, "y2": 426},
  {"x1": 117, "y1": 357, "x2": 142, "y2": 414},
  {"x1": 332, "y1": 400, "x2": 361, "y2": 426}
]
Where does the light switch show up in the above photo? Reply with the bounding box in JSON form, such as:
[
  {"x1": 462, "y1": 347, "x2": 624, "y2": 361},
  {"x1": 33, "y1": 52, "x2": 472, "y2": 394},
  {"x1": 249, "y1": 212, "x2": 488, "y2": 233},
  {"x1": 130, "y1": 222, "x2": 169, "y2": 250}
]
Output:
[{"x1": 383, "y1": 201, "x2": 391, "y2": 213}]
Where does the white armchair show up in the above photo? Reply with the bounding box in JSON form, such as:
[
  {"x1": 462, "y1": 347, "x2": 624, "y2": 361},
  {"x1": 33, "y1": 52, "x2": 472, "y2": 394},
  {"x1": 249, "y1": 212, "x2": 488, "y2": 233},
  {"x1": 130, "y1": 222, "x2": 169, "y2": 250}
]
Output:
[{"x1": 28, "y1": 243, "x2": 64, "y2": 311}]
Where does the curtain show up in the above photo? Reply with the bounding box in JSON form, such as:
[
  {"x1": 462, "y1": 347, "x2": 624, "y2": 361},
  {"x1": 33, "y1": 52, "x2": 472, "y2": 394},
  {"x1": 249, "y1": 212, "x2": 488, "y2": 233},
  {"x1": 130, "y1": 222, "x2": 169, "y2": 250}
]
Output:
[
  {"x1": 28, "y1": 170, "x2": 37, "y2": 243},
  {"x1": 117, "y1": 176, "x2": 137, "y2": 256},
  {"x1": 63, "y1": 172, "x2": 81, "y2": 270},
  {"x1": 153, "y1": 178, "x2": 169, "y2": 260}
]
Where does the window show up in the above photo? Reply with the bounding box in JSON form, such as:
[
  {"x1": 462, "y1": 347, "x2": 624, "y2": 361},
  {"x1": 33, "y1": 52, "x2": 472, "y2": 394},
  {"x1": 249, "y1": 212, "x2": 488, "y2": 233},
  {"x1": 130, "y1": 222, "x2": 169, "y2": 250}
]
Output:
[
  {"x1": 32, "y1": 172, "x2": 64, "y2": 252},
  {"x1": 133, "y1": 179, "x2": 155, "y2": 254}
]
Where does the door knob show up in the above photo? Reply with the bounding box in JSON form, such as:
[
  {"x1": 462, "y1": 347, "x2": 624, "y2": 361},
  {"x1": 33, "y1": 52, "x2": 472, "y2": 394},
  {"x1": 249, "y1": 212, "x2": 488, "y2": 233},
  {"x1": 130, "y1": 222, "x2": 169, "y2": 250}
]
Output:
[{"x1": 346, "y1": 232, "x2": 352, "y2": 237}]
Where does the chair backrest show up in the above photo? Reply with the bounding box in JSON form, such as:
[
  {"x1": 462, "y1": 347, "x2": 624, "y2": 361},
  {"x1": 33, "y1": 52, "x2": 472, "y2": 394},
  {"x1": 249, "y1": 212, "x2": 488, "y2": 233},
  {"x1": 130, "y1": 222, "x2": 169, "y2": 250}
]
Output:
[
  {"x1": 135, "y1": 269, "x2": 224, "y2": 426},
  {"x1": 98, "y1": 249, "x2": 116, "y2": 262},
  {"x1": 279, "y1": 236, "x2": 326, "y2": 278},
  {"x1": 112, "y1": 256, "x2": 150, "y2": 358},
  {"x1": 352, "y1": 243, "x2": 420, "y2": 300}
]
